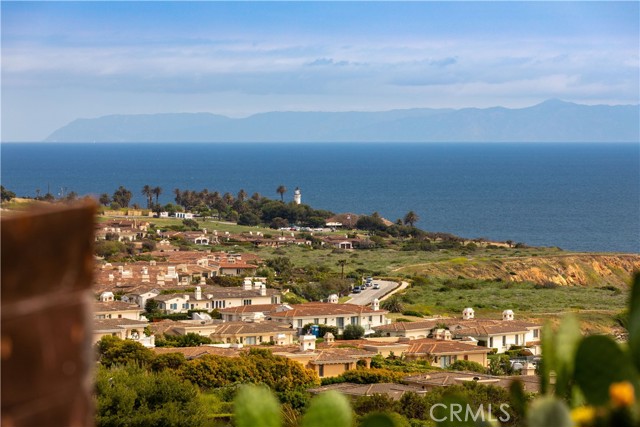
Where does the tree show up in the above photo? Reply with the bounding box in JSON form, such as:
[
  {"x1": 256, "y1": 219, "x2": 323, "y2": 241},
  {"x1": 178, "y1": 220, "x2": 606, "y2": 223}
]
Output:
[
  {"x1": 403, "y1": 211, "x2": 419, "y2": 227},
  {"x1": 237, "y1": 188, "x2": 247, "y2": 202},
  {"x1": 152, "y1": 186, "x2": 162, "y2": 205},
  {"x1": 145, "y1": 298, "x2": 159, "y2": 314},
  {"x1": 342, "y1": 324, "x2": 365, "y2": 340},
  {"x1": 95, "y1": 364, "x2": 204, "y2": 427},
  {"x1": 1, "y1": 186, "x2": 16, "y2": 202},
  {"x1": 112, "y1": 186, "x2": 132, "y2": 208},
  {"x1": 141, "y1": 185, "x2": 152, "y2": 209},
  {"x1": 276, "y1": 185, "x2": 287, "y2": 202},
  {"x1": 381, "y1": 295, "x2": 404, "y2": 313},
  {"x1": 238, "y1": 212, "x2": 260, "y2": 226},
  {"x1": 337, "y1": 259, "x2": 347, "y2": 280},
  {"x1": 96, "y1": 336, "x2": 154, "y2": 368},
  {"x1": 98, "y1": 193, "x2": 111, "y2": 206}
]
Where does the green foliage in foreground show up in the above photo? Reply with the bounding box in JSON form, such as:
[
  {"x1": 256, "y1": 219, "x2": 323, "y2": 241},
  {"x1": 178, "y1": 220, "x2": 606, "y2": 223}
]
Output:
[{"x1": 96, "y1": 364, "x2": 204, "y2": 427}]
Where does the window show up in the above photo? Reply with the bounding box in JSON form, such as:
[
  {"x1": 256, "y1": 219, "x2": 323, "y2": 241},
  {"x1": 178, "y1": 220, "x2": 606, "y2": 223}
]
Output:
[
  {"x1": 170, "y1": 303, "x2": 178, "y2": 310},
  {"x1": 379, "y1": 315, "x2": 383, "y2": 323},
  {"x1": 516, "y1": 334, "x2": 519, "y2": 345},
  {"x1": 214, "y1": 300, "x2": 225, "y2": 309},
  {"x1": 297, "y1": 319, "x2": 303, "y2": 328},
  {"x1": 464, "y1": 355, "x2": 469, "y2": 361},
  {"x1": 533, "y1": 329, "x2": 539, "y2": 338},
  {"x1": 368, "y1": 316, "x2": 373, "y2": 322},
  {"x1": 489, "y1": 337, "x2": 494, "y2": 347},
  {"x1": 243, "y1": 299, "x2": 252, "y2": 306},
  {"x1": 205, "y1": 303, "x2": 209, "y2": 308},
  {"x1": 336, "y1": 317, "x2": 344, "y2": 328},
  {"x1": 502, "y1": 336, "x2": 506, "y2": 347},
  {"x1": 190, "y1": 304, "x2": 194, "y2": 309},
  {"x1": 318, "y1": 365, "x2": 324, "y2": 377},
  {"x1": 182, "y1": 303, "x2": 188, "y2": 309},
  {"x1": 314, "y1": 318, "x2": 319, "y2": 325},
  {"x1": 245, "y1": 337, "x2": 256, "y2": 345},
  {"x1": 351, "y1": 316, "x2": 358, "y2": 325},
  {"x1": 345, "y1": 363, "x2": 351, "y2": 371}
]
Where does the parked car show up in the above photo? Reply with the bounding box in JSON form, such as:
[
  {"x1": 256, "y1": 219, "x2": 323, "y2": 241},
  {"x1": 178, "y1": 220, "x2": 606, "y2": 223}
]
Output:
[
  {"x1": 373, "y1": 283, "x2": 380, "y2": 289},
  {"x1": 353, "y1": 286, "x2": 362, "y2": 293}
]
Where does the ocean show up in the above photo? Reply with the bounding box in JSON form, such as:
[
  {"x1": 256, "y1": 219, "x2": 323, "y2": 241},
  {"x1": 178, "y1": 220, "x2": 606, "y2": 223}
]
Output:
[{"x1": 1, "y1": 142, "x2": 638, "y2": 253}]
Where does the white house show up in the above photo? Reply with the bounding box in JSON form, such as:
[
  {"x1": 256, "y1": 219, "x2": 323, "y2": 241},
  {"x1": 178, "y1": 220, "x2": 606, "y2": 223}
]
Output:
[{"x1": 269, "y1": 299, "x2": 389, "y2": 334}]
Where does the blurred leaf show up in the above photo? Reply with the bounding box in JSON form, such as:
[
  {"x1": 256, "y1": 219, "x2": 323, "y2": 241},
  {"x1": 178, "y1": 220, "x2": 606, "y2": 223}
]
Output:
[
  {"x1": 574, "y1": 335, "x2": 637, "y2": 406},
  {"x1": 554, "y1": 315, "x2": 582, "y2": 399},
  {"x1": 509, "y1": 380, "x2": 528, "y2": 419},
  {"x1": 628, "y1": 272, "x2": 640, "y2": 372},
  {"x1": 540, "y1": 321, "x2": 555, "y2": 395},
  {"x1": 527, "y1": 396, "x2": 572, "y2": 427},
  {"x1": 361, "y1": 412, "x2": 409, "y2": 427},
  {"x1": 301, "y1": 391, "x2": 352, "y2": 427},
  {"x1": 234, "y1": 385, "x2": 282, "y2": 427}
]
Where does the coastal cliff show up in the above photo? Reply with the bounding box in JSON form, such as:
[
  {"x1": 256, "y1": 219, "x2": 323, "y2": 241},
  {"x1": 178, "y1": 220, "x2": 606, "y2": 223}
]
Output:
[{"x1": 398, "y1": 254, "x2": 640, "y2": 287}]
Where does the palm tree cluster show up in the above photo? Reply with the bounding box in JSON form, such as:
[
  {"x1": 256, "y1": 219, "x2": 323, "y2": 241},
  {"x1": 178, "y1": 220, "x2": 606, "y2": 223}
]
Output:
[
  {"x1": 170, "y1": 187, "x2": 332, "y2": 228},
  {"x1": 141, "y1": 185, "x2": 163, "y2": 209}
]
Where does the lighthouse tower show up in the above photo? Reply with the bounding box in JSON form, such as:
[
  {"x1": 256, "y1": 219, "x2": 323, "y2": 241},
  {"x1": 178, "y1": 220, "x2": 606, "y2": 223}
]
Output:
[{"x1": 293, "y1": 187, "x2": 301, "y2": 205}]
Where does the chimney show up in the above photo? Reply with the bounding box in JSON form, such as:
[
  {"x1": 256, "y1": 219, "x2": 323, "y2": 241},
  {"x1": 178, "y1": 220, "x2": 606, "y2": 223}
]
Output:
[
  {"x1": 299, "y1": 334, "x2": 316, "y2": 352},
  {"x1": 275, "y1": 333, "x2": 288, "y2": 346},
  {"x1": 323, "y1": 332, "x2": 335, "y2": 344},
  {"x1": 184, "y1": 295, "x2": 190, "y2": 301},
  {"x1": 328, "y1": 294, "x2": 339, "y2": 304},
  {"x1": 195, "y1": 286, "x2": 202, "y2": 300},
  {"x1": 502, "y1": 310, "x2": 514, "y2": 321},
  {"x1": 462, "y1": 307, "x2": 475, "y2": 320},
  {"x1": 260, "y1": 284, "x2": 267, "y2": 296},
  {"x1": 372, "y1": 298, "x2": 380, "y2": 311},
  {"x1": 108, "y1": 274, "x2": 114, "y2": 282},
  {"x1": 243, "y1": 278, "x2": 252, "y2": 290}
]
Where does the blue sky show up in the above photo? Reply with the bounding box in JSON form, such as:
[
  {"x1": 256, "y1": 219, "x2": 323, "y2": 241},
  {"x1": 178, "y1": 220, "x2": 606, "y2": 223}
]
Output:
[{"x1": 2, "y1": 1, "x2": 638, "y2": 141}]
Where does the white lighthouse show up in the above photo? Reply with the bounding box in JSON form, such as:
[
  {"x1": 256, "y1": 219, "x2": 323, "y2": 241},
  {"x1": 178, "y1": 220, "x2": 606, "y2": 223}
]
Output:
[{"x1": 293, "y1": 187, "x2": 301, "y2": 205}]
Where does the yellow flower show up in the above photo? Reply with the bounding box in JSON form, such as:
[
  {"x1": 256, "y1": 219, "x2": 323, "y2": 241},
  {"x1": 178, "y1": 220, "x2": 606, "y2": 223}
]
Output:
[
  {"x1": 610, "y1": 381, "x2": 635, "y2": 407},
  {"x1": 571, "y1": 406, "x2": 596, "y2": 425}
]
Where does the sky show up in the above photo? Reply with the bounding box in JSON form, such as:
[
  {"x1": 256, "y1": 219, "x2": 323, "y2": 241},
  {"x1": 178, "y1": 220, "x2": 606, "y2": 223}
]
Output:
[{"x1": 1, "y1": 1, "x2": 639, "y2": 141}]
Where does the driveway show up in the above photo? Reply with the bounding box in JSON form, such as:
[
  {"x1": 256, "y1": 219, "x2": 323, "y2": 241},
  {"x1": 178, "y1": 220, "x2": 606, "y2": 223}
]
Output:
[{"x1": 345, "y1": 279, "x2": 399, "y2": 306}]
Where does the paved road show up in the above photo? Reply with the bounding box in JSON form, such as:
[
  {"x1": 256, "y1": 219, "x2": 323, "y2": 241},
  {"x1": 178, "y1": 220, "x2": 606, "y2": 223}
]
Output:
[{"x1": 346, "y1": 280, "x2": 399, "y2": 306}]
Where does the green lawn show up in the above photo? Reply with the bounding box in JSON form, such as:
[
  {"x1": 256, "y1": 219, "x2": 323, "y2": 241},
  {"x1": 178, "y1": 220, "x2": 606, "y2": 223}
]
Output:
[{"x1": 398, "y1": 278, "x2": 628, "y2": 319}]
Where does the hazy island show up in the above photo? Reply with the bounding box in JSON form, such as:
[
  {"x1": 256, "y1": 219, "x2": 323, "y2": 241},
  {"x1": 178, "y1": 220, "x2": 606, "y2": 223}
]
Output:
[{"x1": 45, "y1": 99, "x2": 640, "y2": 143}]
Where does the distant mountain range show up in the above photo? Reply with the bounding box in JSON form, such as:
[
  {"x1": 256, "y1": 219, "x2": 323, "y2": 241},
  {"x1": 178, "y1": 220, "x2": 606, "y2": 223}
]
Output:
[{"x1": 45, "y1": 100, "x2": 639, "y2": 143}]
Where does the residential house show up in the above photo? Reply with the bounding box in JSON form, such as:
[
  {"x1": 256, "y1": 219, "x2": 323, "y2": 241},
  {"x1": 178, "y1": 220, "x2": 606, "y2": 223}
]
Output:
[
  {"x1": 269, "y1": 299, "x2": 389, "y2": 334},
  {"x1": 373, "y1": 308, "x2": 542, "y2": 355},
  {"x1": 273, "y1": 335, "x2": 377, "y2": 378},
  {"x1": 218, "y1": 303, "x2": 283, "y2": 322},
  {"x1": 93, "y1": 318, "x2": 154, "y2": 347},
  {"x1": 94, "y1": 300, "x2": 145, "y2": 320},
  {"x1": 404, "y1": 371, "x2": 540, "y2": 393},
  {"x1": 153, "y1": 281, "x2": 282, "y2": 314},
  {"x1": 208, "y1": 320, "x2": 296, "y2": 345},
  {"x1": 308, "y1": 383, "x2": 425, "y2": 400}
]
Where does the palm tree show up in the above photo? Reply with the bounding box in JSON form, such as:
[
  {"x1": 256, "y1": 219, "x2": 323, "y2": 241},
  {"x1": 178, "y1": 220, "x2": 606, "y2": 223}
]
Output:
[
  {"x1": 152, "y1": 186, "x2": 162, "y2": 205},
  {"x1": 237, "y1": 189, "x2": 247, "y2": 202},
  {"x1": 141, "y1": 185, "x2": 152, "y2": 208},
  {"x1": 403, "y1": 211, "x2": 420, "y2": 227},
  {"x1": 276, "y1": 185, "x2": 287, "y2": 202},
  {"x1": 337, "y1": 259, "x2": 347, "y2": 280}
]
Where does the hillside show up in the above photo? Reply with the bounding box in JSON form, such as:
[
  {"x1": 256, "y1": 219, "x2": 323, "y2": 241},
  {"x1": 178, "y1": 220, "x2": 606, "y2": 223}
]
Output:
[
  {"x1": 394, "y1": 253, "x2": 640, "y2": 288},
  {"x1": 45, "y1": 100, "x2": 639, "y2": 143}
]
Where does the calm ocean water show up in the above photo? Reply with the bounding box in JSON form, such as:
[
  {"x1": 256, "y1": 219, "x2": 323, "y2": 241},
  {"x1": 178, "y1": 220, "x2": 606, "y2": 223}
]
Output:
[{"x1": 1, "y1": 142, "x2": 638, "y2": 253}]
